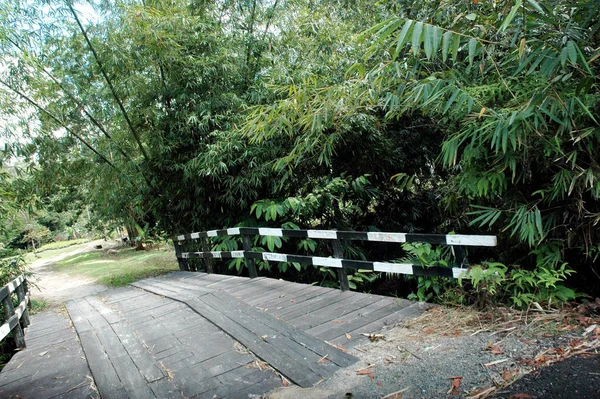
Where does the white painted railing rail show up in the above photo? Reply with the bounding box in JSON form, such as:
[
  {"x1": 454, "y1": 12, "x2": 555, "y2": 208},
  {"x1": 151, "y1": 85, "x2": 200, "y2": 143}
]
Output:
[{"x1": 174, "y1": 227, "x2": 497, "y2": 291}]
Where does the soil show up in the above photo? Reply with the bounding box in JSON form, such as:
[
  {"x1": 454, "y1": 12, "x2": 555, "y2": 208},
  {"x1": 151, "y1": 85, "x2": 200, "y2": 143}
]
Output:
[
  {"x1": 268, "y1": 307, "x2": 600, "y2": 399},
  {"x1": 23, "y1": 242, "x2": 600, "y2": 398}
]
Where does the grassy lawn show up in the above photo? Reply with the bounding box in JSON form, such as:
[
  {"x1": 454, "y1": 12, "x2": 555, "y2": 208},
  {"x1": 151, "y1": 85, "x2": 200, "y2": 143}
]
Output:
[
  {"x1": 38, "y1": 238, "x2": 90, "y2": 252},
  {"x1": 23, "y1": 241, "x2": 93, "y2": 264},
  {"x1": 50, "y1": 248, "x2": 179, "y2": 287}
]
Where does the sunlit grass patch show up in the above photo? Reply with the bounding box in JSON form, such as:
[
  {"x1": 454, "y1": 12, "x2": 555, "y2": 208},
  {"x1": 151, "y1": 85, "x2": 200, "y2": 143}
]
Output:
[{"x1": 50, "y1": 248, "x2": 178, "y2": 287}]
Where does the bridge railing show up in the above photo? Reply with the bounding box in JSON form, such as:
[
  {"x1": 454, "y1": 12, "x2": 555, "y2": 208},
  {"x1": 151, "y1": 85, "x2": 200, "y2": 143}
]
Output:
[
  {"x1": 0, "y1": 274, "x2": 31, "y2": 348},
  {"x1": 174, "y1": 228, "x2": 497, "y2": 291}
]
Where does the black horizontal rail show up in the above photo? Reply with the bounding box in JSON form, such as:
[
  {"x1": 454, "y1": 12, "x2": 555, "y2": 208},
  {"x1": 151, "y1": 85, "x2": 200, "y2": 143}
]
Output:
[{"x1": 174, "y1": 227, "x2": 497, "y2": 291}]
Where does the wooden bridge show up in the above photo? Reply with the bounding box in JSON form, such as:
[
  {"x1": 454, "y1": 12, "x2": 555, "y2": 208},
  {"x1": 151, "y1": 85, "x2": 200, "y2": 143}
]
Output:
[{"x1": 0, "y1": 271, "x2": 426, "y2": 398}]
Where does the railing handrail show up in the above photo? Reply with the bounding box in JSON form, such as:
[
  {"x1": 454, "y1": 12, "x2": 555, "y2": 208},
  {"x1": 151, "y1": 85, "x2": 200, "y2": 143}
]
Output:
[
  {"x1": 0, "y1": 274, "x2": 31, "y2": 348},
  {"x1": 177, "y1": 227, "x2": 496, "y2": 247},
  {"x1": 174, "y1": 227, "x2": 497, "y2": 291}
]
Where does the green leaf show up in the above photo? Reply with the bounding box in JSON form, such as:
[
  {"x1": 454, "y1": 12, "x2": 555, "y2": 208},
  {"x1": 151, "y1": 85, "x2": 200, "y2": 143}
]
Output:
[
  {"x1": 451, "y1": 34, "x2": 460, "y2": 62},
  {"x1": 500, "y1": 0, "x2": 523, "y2": 31},
  {"x1": 468, "y1": 38, "x2": 478, "y2": 65},
  {"x1": 566, "y1": 41, "x2": 577, "y2": 65},
  {"x1": 442, "y1": 31, "x2": 452, "y2": 62},
  {"x1": 393, "y1": 19, "x2": 414, "y2": 59},
  {"x1": 465, "y1": 13, "x2": 477, "y2": 21},
  {"x1": 411, "y1": 22, "x2": 423, "y2": 55},
  {"x1": 423, "y1": 24, "x2": 433, "y2": 59}
]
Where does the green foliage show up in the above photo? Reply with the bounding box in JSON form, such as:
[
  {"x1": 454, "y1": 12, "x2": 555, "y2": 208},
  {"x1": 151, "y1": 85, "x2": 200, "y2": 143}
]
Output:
[{"x1": 0, "y1": 255, "x2": 28, "y2": 287}]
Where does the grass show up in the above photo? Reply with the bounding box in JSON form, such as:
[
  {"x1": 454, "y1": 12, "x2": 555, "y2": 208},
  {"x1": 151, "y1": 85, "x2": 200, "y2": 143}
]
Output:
[
  {"x1": 50, "y1": 247, "x2": 179, "y2": 287},
  {"x1": 22, "y1": 241, "x2": 93, "y2": 264},
  {"x1": 38, "y1": 238, "x2": 90, "y2": 252}
]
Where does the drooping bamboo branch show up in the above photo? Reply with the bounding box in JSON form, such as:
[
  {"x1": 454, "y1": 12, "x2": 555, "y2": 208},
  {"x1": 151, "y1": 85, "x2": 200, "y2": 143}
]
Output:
[
  {"x1": 6, "y1": 37, "x2": 134, "y2": 163},
  {"x1": 66, "y1": 0, "x2": 150, "y2": 162},
  {"x1": 0, "y1": 77, "x2": 121, "y2": 173}
]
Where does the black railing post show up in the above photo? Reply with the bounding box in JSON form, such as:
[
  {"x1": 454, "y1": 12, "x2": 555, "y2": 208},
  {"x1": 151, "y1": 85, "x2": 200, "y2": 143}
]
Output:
[
  {"x1": 174, "y1": 239, "x2": 189, "y2": 271},
  {"x1": 333, "y1": 239, "x2": 349, "y2": 291},
  {"x1": 242, "y1": 232, "x2": 258, "y2": 278},
  {"x1": 201, "y1": 237, "x2": 214, "y2": 274},
  {"x1": 2, "y1": 292, "x2": 25, "y2": 348},
  {"x1": 15, "y1": 283, "x2": 29, "y2": 328}
]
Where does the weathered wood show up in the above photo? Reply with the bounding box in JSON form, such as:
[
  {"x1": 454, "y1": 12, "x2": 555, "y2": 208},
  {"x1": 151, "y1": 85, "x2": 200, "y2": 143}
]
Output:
[
  {"x1": 242, "y1": 233, "x2": 258, "y2": 278},
  {"x1": 201, "y1": 237, "x2": 214, "y2": 273},
  {"x1": 210, "y1": 290, "x2": 357, "y2": 368},
  {"x1": 66, "y1": 297, "x2": 179, "y2": 398},
  {"x1": 332, "y1": 238, "x2": 349, "y2": 291},
  {"x1": 132, "y1": 282, "x2": 347, "y2": 388}
]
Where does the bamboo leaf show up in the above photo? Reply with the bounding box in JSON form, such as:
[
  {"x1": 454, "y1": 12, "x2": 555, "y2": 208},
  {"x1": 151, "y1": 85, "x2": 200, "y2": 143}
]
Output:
[
  {"x1": 451, "y1": 34, "x2": 460, "y2": 62},
  {"x1": 500, "y1": 0, "x2": 523, "y2": 31},
  {"x1": 393, "y1": 19, "x2": 414, "y2": 59},
  {"x1": 468, "y1": 38, "x2": 478, "y2": 65},
  {"x1": 423, "y1": 24, "x2": 433, "y2": 59},
  {"x1": 566, "y1": 41, "x2": 577, "y2": 65},
  {"x1": 411, "y1": 22, "x2": 423, "y2": 55},
  {"x1": 442, "y1": 31, "x2": 452, "y2": 62}
]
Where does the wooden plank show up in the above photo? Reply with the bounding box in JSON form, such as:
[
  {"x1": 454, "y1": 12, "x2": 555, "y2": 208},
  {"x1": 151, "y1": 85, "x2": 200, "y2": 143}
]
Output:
[
  {"x1": 246, "y1": 282, "x2": 316, "y2": 307},
  {"x1": 220, "y1": 277, "x2": 281, "y2": 298},
  {"x1": 276, "y1": 290, "x2": 348, "y2": 320},
  {"x1": 110, "y1": 320, "x2": 166, "y2": 383},
  {"x1": 191, "y1": 294, "x2": 325, "y2": 386},
  {"x1": 133, "y1": 283, "x2": 322, "y2": 387},
  {"x1": 200, "y1": 293, "x2": 339, "y2": 377},
  {"x1": 210, "y1": 290, "x2": 357, "y2": 368},
  {"x1": 76, "y1": 328, "x2": 127, "y2": 399},
  {"x1": 329, "y1": 302, "x2": 426, "y2": 347},
  {"x1": 310, "y1": 299, "x2": 407, "y2": 342},
  {"x1": 67, "y1": 298, "x2": 178, "y2": 398},
  {"x1": 289, "y1": 292, "x2": 382, "y2": 330},
  {"x1": 260, "y1": 284, "x2": 331, "y2": 312}
]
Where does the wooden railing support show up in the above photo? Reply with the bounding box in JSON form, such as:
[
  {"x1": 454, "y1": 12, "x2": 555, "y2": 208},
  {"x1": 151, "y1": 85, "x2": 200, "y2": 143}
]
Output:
[
  {"x1": 332, "y1": 239, "x2": 349, "y2": 291},
  {"x1": 242, "y1": 233, "x2": 258, "y2": 278},
  {"x1": 15, "y1": 283, "x2": 30, "y2": 328},
  {"x1": 201, "y1": 237, "x2": 214, "y2": 274}
]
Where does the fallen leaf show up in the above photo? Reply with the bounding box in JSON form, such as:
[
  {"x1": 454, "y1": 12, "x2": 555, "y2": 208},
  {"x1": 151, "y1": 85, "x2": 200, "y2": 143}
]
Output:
[
  {"x1": 509, "y1": 394, "x2": 534, "y2": 399},
  {"x1": 332, "y1": 319, "x2": 345, "y2": 324},
  {"x1": 261, "y1": 335, "x2": 268, "y2": 340},
  {"x1": 356, "y1": 368, "x2": 376, "y2": 375},
  {"x1": 447, "y1": 376, "x2": 462, "y2": 395},
  {"x1": 423, "y1": 328, "x2": 435, "y2": 334},
  {"x1": 334, "y1": 344, "x2": 349, "y2": 353},
  {"x1": 491, "y1": 344, "x2": 504, "y2": 355},
  {"x1": 345, "y1": 333, "x2": 352, "y2": 340},
  {"x1": 317, "y1": 354, "x2": 330, "y2": 363}
]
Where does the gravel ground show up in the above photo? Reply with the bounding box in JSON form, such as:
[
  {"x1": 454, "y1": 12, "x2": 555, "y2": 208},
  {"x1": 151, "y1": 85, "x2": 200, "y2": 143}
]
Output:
[{"x1": 268, "y1": 306, "x2": 600, "y2": 399}]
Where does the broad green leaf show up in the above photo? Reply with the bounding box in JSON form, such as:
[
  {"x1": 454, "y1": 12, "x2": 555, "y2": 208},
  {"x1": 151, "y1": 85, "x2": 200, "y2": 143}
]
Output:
[
  {"x1": 566, "y1": 41, "x2": 577, "y2": 64},
  {"x1": 468, "y1": 38, "x2": 478, "y2": 65},
  {"x1": 393, "y1": 19, "x2": 414, "y2": 59},
  {"x1": 451, "y1": 34, "x2": 460, "y2": 62},
  {"x1": 411, "y1": 22, "x2": 423, "y2": 55},
  {"x1": 423, "y1": 24, "x2": 433, "y2": 59},
  {"x1": 442, "y1": 31, "x2": 452, "y2": 62}
]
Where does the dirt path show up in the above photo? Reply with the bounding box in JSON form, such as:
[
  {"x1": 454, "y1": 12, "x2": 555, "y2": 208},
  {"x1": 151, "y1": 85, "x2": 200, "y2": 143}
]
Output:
[{"x1": 29, "y1": 240, "x2": 118, "y2": 306}]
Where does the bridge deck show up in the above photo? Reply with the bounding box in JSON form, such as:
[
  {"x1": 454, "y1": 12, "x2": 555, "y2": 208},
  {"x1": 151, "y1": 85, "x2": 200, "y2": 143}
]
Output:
[{"x1": 0, "y1": 272, "x2": 426, "y2": 398}]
